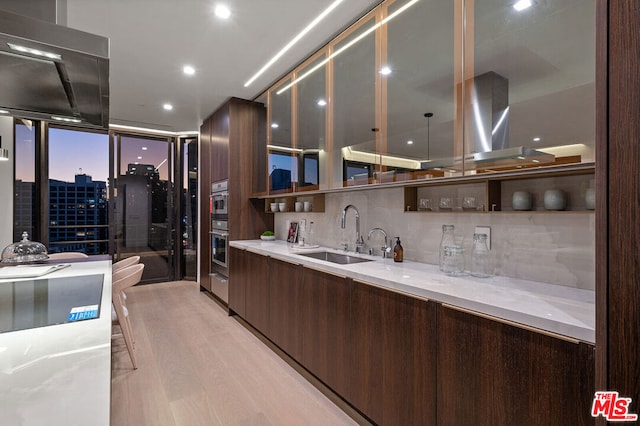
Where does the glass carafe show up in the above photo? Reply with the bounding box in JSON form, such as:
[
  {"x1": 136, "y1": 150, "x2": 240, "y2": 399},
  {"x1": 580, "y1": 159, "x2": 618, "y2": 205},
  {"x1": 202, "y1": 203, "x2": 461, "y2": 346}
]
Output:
[
  {"x1": 470, "y1": 233, "x2": 492, "y2": 278},
  {"x1": 439, "y1": 225, "x2": 455, "y2": 271}
]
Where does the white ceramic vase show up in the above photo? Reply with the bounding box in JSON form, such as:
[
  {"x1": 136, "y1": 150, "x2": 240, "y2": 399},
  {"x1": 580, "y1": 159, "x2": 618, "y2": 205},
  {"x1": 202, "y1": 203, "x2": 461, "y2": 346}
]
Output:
[
  {"x1": 544, "y1": 189, "x2": 566, "y2": 211},
  {"x1": 512, "y1": 191, "x2": 532, "y2": 211},
  {"x1": 585, "y1": 188, "x2": 596, "y2": 210}
]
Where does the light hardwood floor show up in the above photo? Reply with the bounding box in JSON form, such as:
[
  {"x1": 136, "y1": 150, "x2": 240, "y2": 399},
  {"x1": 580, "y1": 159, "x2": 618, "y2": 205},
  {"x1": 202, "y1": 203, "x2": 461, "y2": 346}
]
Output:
[{"x1": 111, "y1": 281, "x2": 361, "y2": 426}]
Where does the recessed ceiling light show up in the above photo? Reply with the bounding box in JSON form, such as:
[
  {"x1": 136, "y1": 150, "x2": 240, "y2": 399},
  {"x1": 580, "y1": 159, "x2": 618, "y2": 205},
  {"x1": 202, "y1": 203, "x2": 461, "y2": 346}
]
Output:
[
  {"x1": 215, "y1": 4, "x2": 231, "y2": 19},
  {"x1": 244, "y1": 0, "x2": 345, "y2": 87},
  {"x1": 533, "y1": 136, "x2": 541, "y2": 142},
  {"x1": 317, "y1": 99, "x2": 327, "y2": 107},
  {"x1": 379, "y1": 66, "x2": 392, "y2": 75},
  {"x1": 183, "y1": 65, "x2": 196, "y2": 76},
  {"x1": 407, "y1": 140, "x2": 414, "y2": 145},
  {"x1": 142, "y1": 147, "x2": 148, "y2": 151},
  {"x1": 271, "y1": 123, "x2": 279, "y2": 129},
  {"x1": 513, "y1": 0, "x2": 532, "y2": 12},
  {"x1": 137, "y1": 156, "x2": 143, "y2": 160},
  {"x1": 163, "y1": 103, "x2": 173, "y2": 111}
]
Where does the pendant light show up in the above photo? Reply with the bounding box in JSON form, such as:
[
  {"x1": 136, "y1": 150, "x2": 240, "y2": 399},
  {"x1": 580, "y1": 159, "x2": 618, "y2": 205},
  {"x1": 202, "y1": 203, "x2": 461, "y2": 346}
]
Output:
[{"x1": 424, "y1": 112, "x2": 433, "y2": 160}]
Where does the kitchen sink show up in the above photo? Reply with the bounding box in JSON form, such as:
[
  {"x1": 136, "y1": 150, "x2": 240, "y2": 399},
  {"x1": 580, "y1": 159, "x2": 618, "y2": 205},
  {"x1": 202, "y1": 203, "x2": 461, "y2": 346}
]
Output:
[{"x1": 297, "y1": 250, "x2": 373, "y2": 265}]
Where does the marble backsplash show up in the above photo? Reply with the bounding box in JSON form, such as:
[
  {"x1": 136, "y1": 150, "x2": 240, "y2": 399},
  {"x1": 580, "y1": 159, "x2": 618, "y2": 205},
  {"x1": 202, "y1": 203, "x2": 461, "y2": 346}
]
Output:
[{"x1": 272, "y1": 186, "x2": 595, "y2": 291}]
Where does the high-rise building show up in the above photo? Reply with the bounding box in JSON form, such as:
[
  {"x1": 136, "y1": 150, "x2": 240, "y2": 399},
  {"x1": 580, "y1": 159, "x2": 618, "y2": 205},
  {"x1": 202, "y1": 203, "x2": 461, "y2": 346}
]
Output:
[
  {"x1": 14, "y1": 180, "x2": 36, "y2": 242},
  {"x1": 48, "y1": 174, "x2": 108, "y2": 254}
]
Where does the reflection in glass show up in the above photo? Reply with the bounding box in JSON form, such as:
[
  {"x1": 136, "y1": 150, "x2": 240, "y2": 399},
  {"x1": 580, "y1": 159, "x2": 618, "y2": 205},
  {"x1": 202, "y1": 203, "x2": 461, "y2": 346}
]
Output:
[
  {"x1": 386, "y1": 0, "x2": 456, "y2": 179},
  {"x1": 467, "y1": 0, "x2": 595, "y2": 173},
  {"x1": 334, "y1": 16, "x2": 377, "y2": 187},
  {"x1": 271, "y1": 78, "x2": 292, "y2": 149},
  {"x1": 268, "y1": 150, "x2": 297, "y2": 192}
]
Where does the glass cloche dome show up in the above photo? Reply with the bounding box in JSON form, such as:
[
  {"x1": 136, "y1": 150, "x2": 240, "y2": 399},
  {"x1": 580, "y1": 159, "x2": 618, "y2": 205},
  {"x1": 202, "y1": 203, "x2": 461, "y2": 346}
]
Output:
[{"x1": 1, "y1": 232, "x2": 49, "y2": 263}]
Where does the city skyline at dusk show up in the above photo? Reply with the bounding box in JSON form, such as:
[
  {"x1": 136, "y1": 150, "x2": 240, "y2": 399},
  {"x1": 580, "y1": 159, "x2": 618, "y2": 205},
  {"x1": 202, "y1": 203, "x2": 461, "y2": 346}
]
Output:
[{"x1": 15, "y1": 125, "x2": 171, "y2": 183}]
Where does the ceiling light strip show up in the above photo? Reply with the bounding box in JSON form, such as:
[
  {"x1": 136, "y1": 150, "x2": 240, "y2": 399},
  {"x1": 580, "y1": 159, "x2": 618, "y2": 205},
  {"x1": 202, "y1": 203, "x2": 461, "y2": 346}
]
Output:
[
  {"x1": 267, "y1": 144, "x2": 304, "y2": 153},
  {"x1": 244, "y1": 0, "x2": 345, "y2": 87},
  {"x1": 276, "y1": 0, "x2": 420, "y2": 95},
  {"x1": 109, "y1": 123, "x2": 199, "y2": 136}
]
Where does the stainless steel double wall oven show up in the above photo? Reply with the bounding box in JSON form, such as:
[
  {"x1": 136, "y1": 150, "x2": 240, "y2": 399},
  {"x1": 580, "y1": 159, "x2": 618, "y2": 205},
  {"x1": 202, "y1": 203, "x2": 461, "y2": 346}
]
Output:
[{"x1": 209, "y1": 180, "x2": 229, "y2": 302}]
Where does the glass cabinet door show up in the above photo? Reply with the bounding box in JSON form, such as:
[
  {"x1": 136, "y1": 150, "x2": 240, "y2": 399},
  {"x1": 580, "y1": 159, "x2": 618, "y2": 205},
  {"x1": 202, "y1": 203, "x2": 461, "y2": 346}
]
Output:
[
  {"x1": 258, "y1": 0, "x2": 596, "y2": 193},
  {"x1": 332, "y1": 15, "x2": 378, "y2": 188},
  {"x1": 268, "y1": 78, "x2": 296, "y2": 193},
  {"x1": 385, "y1": 0, "x2": 457, "y2": 181},
  {"x1": 295, "y1": 53, "x2": 327, "y2": 191},
  {"x1": 464, "y1": 0, "x2": 595, "y2": 174}
]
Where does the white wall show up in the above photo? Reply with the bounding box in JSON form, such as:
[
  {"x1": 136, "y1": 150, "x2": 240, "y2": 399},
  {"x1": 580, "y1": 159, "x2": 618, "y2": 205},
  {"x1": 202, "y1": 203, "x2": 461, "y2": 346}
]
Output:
[
  {"x1": 0, "y1": 117, "x2": 14, "y2": 249},
  {"x1": 274, "y1": 186, "x2": 595, "y2": 291}
]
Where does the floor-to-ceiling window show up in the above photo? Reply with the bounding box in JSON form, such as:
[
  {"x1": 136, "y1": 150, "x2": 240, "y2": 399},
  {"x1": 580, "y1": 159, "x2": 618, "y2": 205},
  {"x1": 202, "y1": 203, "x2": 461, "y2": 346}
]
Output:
[
  {"x1": 181, "y1": 136, "x2": 198, "y2": 280},
  {"x1": 48, "y1": 127, "x2": 109, "y2": 254},
  {"x1": 13, "y1": 119, "x2": 198, "y2": 283},
  {"x1": 112, "y1": 132, "x2": 176, "y2": 283},
  {"x1": 13, "y1": 121, "x2": 36, "y2": 242}
]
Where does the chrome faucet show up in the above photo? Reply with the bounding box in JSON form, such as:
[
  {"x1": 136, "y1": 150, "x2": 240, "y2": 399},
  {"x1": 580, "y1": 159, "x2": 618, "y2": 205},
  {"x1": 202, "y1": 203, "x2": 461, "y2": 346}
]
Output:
[
  {"x1": 341, "y1": 204, "x2": 364, "y2": 253},
  {"x1": 367, "y1": 227, "x2": 390, "y2": 258}
]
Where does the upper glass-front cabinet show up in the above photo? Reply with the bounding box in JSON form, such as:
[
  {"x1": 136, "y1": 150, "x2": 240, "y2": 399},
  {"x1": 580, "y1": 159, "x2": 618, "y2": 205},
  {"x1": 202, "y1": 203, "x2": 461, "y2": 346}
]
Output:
[
  {"x1": 259, "y1": 0, "x2": 595, "y2": 194},
  {"x1": 463, "y1": 0, "x2": 595, "y2": 173}
]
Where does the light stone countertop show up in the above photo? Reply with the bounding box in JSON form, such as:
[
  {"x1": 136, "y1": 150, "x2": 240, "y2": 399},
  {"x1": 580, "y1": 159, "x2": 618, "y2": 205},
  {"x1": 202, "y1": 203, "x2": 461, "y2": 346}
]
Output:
[
  {"x1": 231, "y1": 240, "x2": 595, "y2": 344},
  {"x1": 0, "y1": 260, "x2": 112, "y2": 426}
]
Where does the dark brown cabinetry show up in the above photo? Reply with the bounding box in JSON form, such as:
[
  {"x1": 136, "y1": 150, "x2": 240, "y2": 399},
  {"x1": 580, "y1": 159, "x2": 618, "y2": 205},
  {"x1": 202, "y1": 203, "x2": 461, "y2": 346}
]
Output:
[
  {"x1": 243, "y1": 251, "x2": 270, "y2": 335},
  {"x1": 300, "y1": 267, "x2": 351, "y2": 398},
  {"x1": 437, "y1": 305, "x2": 595, "y2": 426},
  {"x1": 268, "y1": 257, "x2": 303, "y2": 360},
  {"x1": 348, "y1": 280, "x2": 437, "y2": 425},
  {"x1": 199, "y1": 98, "x2": 273, "y2": 293},
  {"x1": 228, "y1": 247, "x2": 247, "y2": 318},
  {"x1": 228, "y1": 247, "x2": 269, "y2": 334},
  {"x1": 231, "y1": 251, "x2": 595, "y2": 425}
]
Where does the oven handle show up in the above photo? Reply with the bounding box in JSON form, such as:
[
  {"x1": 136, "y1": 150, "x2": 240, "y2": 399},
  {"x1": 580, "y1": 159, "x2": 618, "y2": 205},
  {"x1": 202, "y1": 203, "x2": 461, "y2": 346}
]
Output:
[{"x1": 210, "y1": 230, "x2": 229, "y2": 237}]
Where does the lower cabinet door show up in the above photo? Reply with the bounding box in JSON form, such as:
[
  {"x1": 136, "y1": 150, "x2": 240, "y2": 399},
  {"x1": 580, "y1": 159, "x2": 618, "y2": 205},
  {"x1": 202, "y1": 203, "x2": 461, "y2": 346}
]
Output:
[
  {"x1": 228, "y1": 247, "x2": 246, "y2": 318},
  {"x1": 348, "y1": 280, "x2": 437, "y2": 426},
  {"x1": 300, "y1": 267, "x2": 350, "y2": 398},
  {"x1": 268, "y1": 258, "x2": 303, "y2": 360},
  {"x1": 244, "y1": 251, "x2": 270, "y2": 334},
  {"x1": 437, "y1": 305, "x2": 595, "y2": 426}
]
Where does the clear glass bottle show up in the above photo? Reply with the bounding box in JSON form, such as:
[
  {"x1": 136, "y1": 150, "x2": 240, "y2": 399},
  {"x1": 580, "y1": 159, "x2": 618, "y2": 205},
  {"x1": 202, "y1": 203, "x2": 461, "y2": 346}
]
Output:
[
  {"x1": 470, "y1": 233, "x2": 492, "y2": 278},
  {"x1": 439, "y1": 225, "x2": 455, "y2": 271}
]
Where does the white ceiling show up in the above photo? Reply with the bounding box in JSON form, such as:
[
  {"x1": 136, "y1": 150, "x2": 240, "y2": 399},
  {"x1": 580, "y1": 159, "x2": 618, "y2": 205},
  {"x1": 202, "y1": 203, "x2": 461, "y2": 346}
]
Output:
[{"x1": 65, "y1": 0, "x2": 381, "y2": 133}]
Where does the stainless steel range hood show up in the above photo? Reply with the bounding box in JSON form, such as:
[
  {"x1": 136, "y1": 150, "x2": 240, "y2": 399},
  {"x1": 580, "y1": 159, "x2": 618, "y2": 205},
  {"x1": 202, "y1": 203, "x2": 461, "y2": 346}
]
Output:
[{"x1": 0, "y1": 9, "x2": 109, "y2": 129}]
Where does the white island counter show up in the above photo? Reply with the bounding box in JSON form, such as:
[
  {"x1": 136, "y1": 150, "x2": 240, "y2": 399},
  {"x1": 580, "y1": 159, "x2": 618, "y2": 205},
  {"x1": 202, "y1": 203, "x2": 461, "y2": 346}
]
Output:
[
  {"x1": 0, "y1": 259, "x2": 112, "y2": 426},
  {"x1": 231, "y1": 240, "x2": 595, "y2": 343}
]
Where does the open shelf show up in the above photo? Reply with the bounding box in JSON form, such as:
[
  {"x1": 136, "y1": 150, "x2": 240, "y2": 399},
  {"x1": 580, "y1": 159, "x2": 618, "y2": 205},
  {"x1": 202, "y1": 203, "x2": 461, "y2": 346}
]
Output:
[{"x1": 404, "y1": 164, "x2": 595, "y2": 213}]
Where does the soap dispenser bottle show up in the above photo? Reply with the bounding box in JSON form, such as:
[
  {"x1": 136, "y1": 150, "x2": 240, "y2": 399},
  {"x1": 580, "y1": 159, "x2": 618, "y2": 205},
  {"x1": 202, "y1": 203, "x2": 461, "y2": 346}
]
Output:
[{"x1": 393, "y1": 237, "x2": 404, "y2": 263}]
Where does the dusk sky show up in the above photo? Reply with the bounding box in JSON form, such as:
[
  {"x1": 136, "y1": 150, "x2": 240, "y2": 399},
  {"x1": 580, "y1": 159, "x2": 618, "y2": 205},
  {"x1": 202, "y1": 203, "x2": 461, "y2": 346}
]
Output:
[{"x1": 15, "y1": 125, "x2": 171, "y2": 183}]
